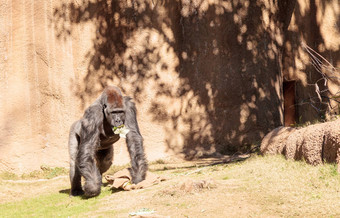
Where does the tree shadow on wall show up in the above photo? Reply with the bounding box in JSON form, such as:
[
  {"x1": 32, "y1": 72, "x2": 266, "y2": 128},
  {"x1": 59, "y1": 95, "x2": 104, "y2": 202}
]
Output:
[{"x1": 53, "y1": 0, "x2": 298, "y2": 158}]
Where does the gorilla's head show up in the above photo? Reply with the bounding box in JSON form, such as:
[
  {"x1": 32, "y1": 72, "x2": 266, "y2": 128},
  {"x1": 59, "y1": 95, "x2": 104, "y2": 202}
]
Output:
[{"x1": 102, "y1": 86, "x2": 126, "y2": 128}]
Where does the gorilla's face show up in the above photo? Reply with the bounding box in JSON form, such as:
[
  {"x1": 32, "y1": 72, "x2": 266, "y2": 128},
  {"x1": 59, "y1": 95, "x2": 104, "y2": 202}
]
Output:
[
  {"x1": 103, "y1": 86, "x2": 126, "y2": 129},
  {"x1": 104, "y1": 106, "x2": 126, "y2": 128}
]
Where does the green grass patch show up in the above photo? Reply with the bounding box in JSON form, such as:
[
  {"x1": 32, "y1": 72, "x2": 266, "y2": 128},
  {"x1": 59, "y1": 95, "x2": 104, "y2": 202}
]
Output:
[
  {"x1": 22, "y1": 166, "x2": 68, "y2": 180},
  {"x1": 222, "y1": 175, "x2": 230, "y2": 180},
  {"x1": 0, "y1": 166, "x2": 68, "y2": 180},
  {"x1": 0, "y1": 186, "x2": 112, "y2": 217},
  {"x1": 150, "y1": 159, "x2": 167, "y2": 165},
  {"x1": 0, "y1": 171, "x2": 19, "y2": 180}
]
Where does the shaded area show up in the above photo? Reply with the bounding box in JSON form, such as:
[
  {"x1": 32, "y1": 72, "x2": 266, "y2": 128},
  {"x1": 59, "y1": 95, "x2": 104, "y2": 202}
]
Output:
[
  {"x1": 52, "y1": 0, "x2": 338, "y2": 158},
  {"x1": 59, "y1": 184, "x2": 122, "y2": 197},
  {"x1": 58, "y1": 188, "x2": 70, "y2": 195},
  {"x1": 149, "y1": 154, "x2": 250, "y2": 172}
]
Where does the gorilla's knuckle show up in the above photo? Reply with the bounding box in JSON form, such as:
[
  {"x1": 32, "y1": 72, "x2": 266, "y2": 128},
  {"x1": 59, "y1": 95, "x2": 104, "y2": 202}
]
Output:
[{"x1": 84, "y1": 182, "x2": 101, "y2": 197}]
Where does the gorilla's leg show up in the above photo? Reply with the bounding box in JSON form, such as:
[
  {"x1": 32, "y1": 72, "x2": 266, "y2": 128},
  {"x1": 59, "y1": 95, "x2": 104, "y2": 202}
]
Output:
[
  {"x1": 68, "y1": 122, "x2": 84, "y2": 196},
  {"x1": 96, "y1": 146, "x2": 113, "y2": 174}
]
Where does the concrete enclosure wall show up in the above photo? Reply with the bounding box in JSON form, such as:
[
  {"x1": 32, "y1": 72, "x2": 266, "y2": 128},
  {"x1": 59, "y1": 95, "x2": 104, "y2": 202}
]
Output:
[{"x1": 0, "y1": 0, "x2": 339, "y2": 173}]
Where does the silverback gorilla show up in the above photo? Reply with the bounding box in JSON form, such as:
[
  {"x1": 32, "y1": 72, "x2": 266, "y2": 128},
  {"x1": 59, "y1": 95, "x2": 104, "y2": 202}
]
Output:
[{"x1": 68, "y1": 86, "x2": 148, "y2": 197}]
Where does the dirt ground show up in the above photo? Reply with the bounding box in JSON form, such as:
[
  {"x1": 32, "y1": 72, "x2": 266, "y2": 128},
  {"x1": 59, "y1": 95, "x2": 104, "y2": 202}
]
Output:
[{"x1": 1, "y1": 155, "x2": 340, "y2": 217}]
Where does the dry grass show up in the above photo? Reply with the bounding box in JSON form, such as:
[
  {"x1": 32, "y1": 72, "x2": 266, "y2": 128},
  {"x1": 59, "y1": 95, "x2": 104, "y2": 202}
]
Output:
[{"x1": 223, "y1": 155, "x2": 340, "y2": 217}]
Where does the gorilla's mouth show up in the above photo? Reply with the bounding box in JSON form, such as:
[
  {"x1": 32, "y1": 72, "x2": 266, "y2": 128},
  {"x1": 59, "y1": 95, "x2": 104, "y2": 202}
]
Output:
[
  {"x1": 112, "y1": 125, "x2": 130, "y2": 138},
  {"x1": 112, "y1": 124, "x2": 125, "y2": 131}
]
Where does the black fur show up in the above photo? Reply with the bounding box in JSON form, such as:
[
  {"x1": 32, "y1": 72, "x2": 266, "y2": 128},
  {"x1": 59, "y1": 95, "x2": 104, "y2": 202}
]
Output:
[{"x1": 68, "y1": 86, "x2": 148, "y2": 197}]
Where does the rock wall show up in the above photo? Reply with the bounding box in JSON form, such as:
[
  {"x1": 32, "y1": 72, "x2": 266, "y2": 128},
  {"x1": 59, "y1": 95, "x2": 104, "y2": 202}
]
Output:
[
  {"x1": 0, "y1": 0, "x2": 339, "y2": 173},
  {"x1": 0, "y1": 0, "x2": 95, "y2": 172}
]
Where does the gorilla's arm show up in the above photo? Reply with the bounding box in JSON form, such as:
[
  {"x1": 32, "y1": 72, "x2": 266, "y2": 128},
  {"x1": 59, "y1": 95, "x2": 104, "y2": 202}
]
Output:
[
  {"x1": 124, "y1": 97, "x2": 148, "y2": 184},
  {"x1": 68, "y1": 120, "x2": 83, "y2": 196},
  {"x1": 77, "y1": 104, "x2": 103, "y2": 197}
]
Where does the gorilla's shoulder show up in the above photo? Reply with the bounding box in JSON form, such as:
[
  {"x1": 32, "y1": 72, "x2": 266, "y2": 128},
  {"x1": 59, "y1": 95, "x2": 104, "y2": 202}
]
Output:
[
  {"x1": 124, "y1": 96, "x2": 136, "y2": 109},
  {"x1": 83, "y1": 104, "x2": 103, "y2": 120}
]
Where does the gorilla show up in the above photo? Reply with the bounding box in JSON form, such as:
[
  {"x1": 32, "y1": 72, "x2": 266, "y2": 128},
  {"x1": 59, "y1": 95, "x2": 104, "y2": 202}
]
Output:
[{"x1": 68, "y1": 86, "x2": 148, "y2": 197}]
